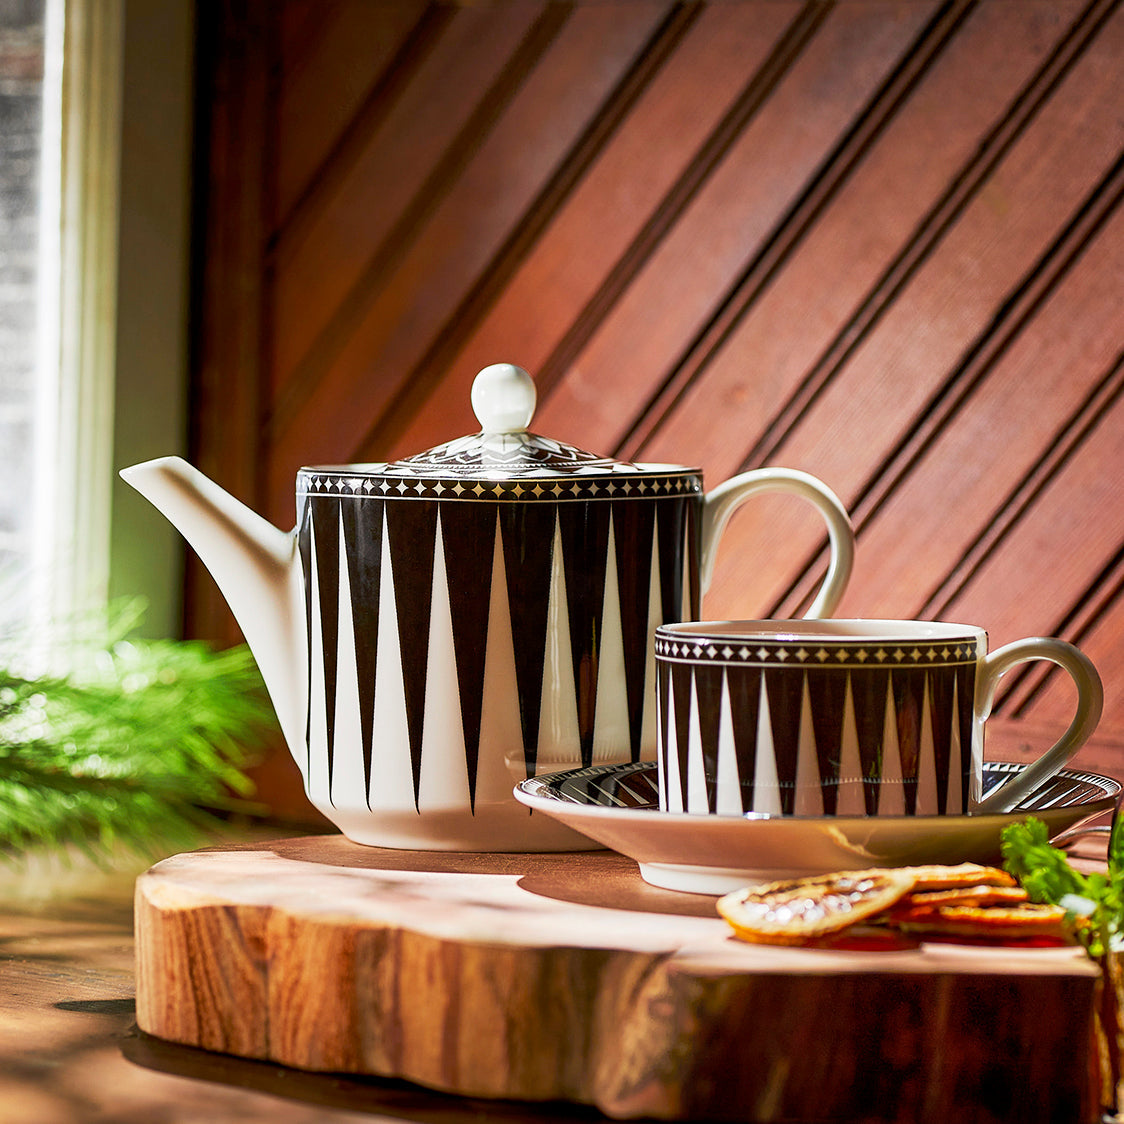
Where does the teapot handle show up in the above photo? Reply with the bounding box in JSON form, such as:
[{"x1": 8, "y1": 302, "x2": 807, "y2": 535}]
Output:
[{"x1": 700, "y1": 468, "x2": 855, "y2": 619}]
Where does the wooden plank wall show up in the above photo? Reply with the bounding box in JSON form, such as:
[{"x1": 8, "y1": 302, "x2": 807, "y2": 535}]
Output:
[{"x1": 189, "y1": 0, "x2": 1124, "y2": 818}]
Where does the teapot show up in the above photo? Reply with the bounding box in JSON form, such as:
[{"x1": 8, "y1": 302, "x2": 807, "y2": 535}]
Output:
[{"x1": 121, "y1": 363, "x2": 854, "y2": 851}]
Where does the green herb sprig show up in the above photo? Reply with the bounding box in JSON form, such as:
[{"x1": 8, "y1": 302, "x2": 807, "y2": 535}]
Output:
[
  {"x1": 1001, "y1": 816, "x2": 1124, "y2": 958},
  {"x1": 1002, "y1": 813, "x2": 1124, "y2": 1113}
]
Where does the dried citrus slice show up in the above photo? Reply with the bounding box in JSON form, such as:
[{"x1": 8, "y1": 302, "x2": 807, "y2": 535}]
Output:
[
  {"x1": 894, "y1": 884, "x2": 1028, "y2": 911},
  {"x1": 896, "y1": 863, "x2": 1017, "y2": 891},
  {"x1": 717, "y1": 869, "x2": 916, "y2": 946},
  {"x1": 892, "y1": 901, "x2": 1069, "y2": 940}
]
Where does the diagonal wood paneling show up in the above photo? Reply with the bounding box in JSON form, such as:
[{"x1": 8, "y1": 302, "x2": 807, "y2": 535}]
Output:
[{"x1": 189, "y1": 0, "x2": 1124, "y2": 817}]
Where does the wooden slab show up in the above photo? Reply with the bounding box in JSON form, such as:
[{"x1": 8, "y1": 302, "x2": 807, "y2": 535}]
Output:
[{"x1": 134, "y1": 836, "x2": 1102, "y2": 1123}]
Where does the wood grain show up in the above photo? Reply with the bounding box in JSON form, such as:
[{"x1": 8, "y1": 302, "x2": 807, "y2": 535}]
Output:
[
  {"x1": 0, "y1": 845, "x2": 600, "y2": 1123},
  {"x1": 135, "y1": 837, "x2": 1101, "y2": 1122}
]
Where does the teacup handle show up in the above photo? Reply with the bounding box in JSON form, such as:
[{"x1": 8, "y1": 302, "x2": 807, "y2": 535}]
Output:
[
  {"x1": 973, "y1": 638, "x2": 1103, "y2": 814},
  {"x1": 700, "y1": 468, "x2": 855, "y2": 619}
]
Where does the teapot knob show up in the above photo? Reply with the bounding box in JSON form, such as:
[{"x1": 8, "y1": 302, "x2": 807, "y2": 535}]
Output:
[{"x1": 471, "y1": 363, "x2": 536, "y2": 434}]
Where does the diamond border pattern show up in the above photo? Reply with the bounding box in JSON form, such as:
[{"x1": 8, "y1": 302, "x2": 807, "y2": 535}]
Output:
[
  {"x1": 297, "y1": 469, "x2": 702, "y2": 502},
  {"x1": 654, "y1": 633, "x2": 984, "y2": 668}
]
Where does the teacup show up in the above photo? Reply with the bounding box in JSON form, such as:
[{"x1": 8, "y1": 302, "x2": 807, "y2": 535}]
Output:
[{"x1": 654, "y1": 619, "x2": 1103, "y2": 818}]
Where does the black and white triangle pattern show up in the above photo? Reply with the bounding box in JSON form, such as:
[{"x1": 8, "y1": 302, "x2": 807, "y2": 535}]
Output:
[
  {"x1": 656, "y1": 658, "x2": 977, "y2": 817},
  {"x1": 296, "y1": 489, "x2": 700, "y2": 819}
]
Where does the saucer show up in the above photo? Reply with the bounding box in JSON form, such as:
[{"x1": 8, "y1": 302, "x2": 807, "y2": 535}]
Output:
[{"x1": 514, "y1": 761, "x2": 1120, "y2": 894}]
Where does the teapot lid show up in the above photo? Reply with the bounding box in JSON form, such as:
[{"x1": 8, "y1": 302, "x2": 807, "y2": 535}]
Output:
[{"x1": 384, "y1": 363, "x2": 655, "y2": 480}]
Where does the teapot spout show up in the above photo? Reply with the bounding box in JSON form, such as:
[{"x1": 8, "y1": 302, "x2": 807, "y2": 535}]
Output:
[{"x1": 119, "y1": 456, "x2": 306, "y2": 756}]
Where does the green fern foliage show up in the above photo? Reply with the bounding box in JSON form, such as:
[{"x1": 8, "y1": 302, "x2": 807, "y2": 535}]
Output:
[{"x1": 0, "y1": 602, "x2": 276, "y2": 860}]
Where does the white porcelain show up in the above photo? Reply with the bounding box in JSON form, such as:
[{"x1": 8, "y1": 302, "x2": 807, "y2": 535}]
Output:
[
  {"x1": 119, "y1": 364, "x2": 855, "y2": 852},
  {"x1": 654, "y1": 619, "x2": 1104, "y2": 822},
  {"x1": 514, "y1": 761, "x2": 1120, "y2": 893}
]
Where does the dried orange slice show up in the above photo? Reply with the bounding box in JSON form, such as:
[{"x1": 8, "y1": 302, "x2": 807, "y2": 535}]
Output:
[
  {"x1": 896, "y1": 863, "x2": 1017, "y2": 891},
  {"x1": 892, "y1": 901, "x2": 1069, "y2": 940},
  {"x1": 894, "y1": 884, "x2": 1028, "y2": 911},
  {"x1": 717, "y1": 869, "x2": 916, "y2": 946}
]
